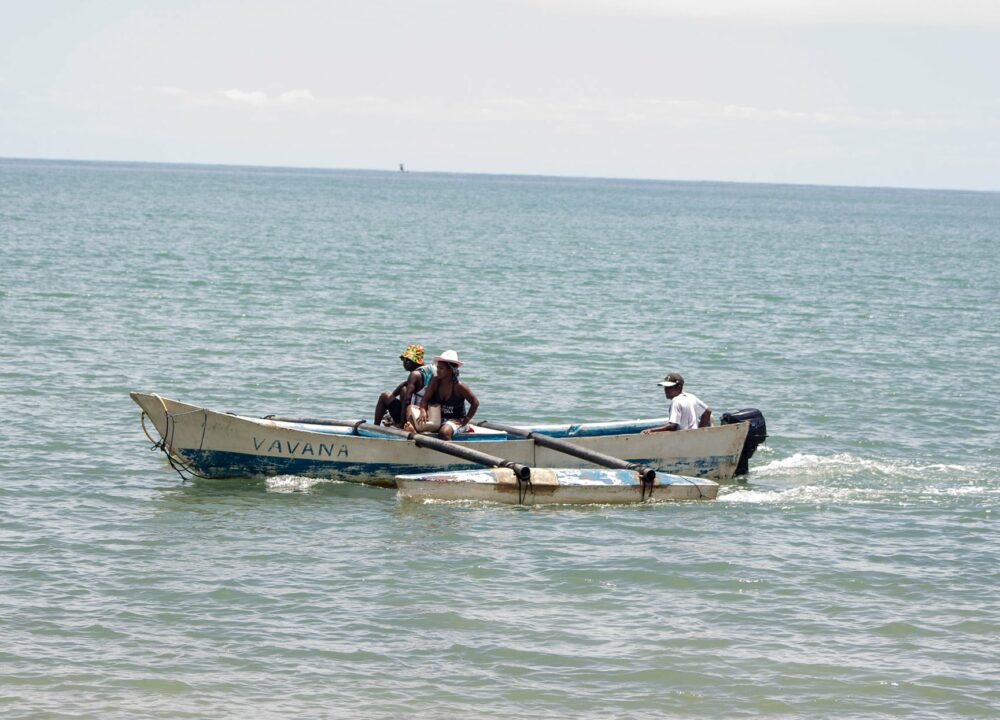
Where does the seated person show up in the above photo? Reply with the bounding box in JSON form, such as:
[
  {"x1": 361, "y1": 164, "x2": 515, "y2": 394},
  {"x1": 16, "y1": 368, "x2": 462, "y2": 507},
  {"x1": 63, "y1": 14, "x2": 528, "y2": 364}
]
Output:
[
  {"x1": 641, "y1": 372, "x2": 711, "y2": 433},
  {"x1": 374, "y1": 344, "x2": 434, "y2": 427},
  {"x1": 411, "y1": 350, "x2": 479, "y2": 440}
]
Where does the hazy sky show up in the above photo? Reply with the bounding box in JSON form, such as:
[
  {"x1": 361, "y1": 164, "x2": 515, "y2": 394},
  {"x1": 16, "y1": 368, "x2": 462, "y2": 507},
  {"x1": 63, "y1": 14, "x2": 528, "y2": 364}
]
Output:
[{"x1": 2, "y1": 0, "x2": 998, "y2": 189}]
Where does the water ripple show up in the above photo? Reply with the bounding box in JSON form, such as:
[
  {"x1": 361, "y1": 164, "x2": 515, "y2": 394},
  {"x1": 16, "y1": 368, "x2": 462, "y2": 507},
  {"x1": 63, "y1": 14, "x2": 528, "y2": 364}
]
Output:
[{"x1": 1, "y1": 161, "x2": 998, "y2": 718}]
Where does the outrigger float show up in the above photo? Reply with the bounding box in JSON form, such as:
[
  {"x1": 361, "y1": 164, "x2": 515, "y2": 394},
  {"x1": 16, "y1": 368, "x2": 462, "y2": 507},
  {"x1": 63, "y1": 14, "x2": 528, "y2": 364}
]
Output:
[
  {"x1": 396, "y1": 468, "x2": 717, "y2": 505},
  {"x1": 130, "y1": 392, "x2": 766, "y2": 504}
]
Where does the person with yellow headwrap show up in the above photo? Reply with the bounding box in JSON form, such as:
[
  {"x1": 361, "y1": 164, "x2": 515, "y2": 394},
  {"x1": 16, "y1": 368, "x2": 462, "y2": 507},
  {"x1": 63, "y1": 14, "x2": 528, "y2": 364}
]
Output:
[{"x1": 374, "y1": 344, "x2": 435, "y2": 427}]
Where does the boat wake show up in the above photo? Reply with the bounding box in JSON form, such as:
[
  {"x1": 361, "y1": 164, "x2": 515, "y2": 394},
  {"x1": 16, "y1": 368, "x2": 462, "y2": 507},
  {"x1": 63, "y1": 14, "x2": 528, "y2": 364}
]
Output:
[
  {"x1": 754, "y1": 452, "x2": 991, "y2": 482},
  {"x1": 721, "y1": 451, "x2": 998, "y2": 505}
]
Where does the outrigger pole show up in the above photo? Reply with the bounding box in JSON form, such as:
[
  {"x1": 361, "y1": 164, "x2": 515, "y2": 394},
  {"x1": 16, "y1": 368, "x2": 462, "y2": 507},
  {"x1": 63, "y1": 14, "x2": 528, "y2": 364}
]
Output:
[
  {"x1": 351, "y1": 421, "x2": 532, "y2": 483},
  {"x1": 475, "y1": 420, "x2": 657, "y2": 499}
]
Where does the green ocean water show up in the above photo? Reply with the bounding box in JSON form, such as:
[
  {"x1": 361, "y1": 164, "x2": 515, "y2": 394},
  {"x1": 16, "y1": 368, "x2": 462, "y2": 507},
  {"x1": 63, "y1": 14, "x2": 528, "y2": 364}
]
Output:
[{"x1": 1, "y1": 158, "x2": 998, "y2": 718}]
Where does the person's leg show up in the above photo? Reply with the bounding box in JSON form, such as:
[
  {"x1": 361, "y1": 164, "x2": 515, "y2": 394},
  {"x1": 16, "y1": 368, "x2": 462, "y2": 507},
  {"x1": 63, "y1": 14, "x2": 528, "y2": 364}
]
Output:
[
  {"x1": 438, "y1": 420, "x2": 456, "y2": 440},
  {"x1": 405, "y1": 404, "x2": 420, "y2": 431},
  {"x1": 375, "y1": 392, "x2": 396, "y2": 425},
  {"x1": 386, "y1": 398, "x2": 403, "y2": 425}
]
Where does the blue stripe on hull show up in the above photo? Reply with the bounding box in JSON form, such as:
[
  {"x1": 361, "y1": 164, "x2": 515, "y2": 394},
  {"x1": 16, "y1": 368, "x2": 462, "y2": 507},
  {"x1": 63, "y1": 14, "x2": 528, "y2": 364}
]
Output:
[
  {"x1": 416, "y1": 426, "x2": 659, "y2": 440},
  {"x1": 523, "y1": 422, "x2": 661, "y2": 438},
  {"x1": 181, "y1": 449, "x2": 482, "y2": 486},
  {"x1": 304, "y1": 423, "x2": 663, "y2": 441},
  {"x1": 662, "y1": 455, "x2": 736, "y2": 478}
]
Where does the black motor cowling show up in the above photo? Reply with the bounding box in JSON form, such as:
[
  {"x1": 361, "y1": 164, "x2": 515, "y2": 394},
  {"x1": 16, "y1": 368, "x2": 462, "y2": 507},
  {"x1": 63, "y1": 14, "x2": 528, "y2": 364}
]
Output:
[{"x1": 720, "y1": 408, "x2": 767, "y2": 476}]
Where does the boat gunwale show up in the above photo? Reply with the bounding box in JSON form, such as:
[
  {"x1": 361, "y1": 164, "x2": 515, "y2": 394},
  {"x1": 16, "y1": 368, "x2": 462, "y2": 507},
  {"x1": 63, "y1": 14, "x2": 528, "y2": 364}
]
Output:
[{"x1": 207, "y1": 408, "x2": 715, "y2": 442}]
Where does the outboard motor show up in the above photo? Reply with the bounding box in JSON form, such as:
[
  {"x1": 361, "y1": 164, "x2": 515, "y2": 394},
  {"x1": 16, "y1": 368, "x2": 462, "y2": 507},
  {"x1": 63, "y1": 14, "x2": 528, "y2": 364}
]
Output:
[{"x1": 721, "y1": 409, "x2": 767, "y2": 476}]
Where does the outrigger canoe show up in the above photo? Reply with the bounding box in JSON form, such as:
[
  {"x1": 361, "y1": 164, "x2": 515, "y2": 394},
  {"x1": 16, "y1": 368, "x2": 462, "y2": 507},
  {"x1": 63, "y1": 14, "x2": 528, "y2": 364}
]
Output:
[{"x1": 130, "y1": 392, "x2": 765, "y2": 487}]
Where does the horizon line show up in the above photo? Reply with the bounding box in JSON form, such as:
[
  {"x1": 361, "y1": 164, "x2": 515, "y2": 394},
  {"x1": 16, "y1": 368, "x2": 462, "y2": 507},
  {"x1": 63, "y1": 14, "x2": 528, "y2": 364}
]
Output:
[{"x1": 1, "y1": 154, "x2": 996, "y2": 196}]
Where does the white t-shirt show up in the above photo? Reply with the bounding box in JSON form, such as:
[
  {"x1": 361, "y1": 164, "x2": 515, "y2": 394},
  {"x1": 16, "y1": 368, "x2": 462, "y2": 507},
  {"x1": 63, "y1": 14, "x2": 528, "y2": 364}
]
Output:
[{"x1": 668, "y1": 392, "x2": 708, "y2": 430}]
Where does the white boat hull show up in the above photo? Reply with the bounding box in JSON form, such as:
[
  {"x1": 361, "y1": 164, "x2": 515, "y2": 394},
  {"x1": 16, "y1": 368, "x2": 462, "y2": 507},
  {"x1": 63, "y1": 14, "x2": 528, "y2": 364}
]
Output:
[{"x1": 130, "y1": 392, "x2": 750, "y2": 486}]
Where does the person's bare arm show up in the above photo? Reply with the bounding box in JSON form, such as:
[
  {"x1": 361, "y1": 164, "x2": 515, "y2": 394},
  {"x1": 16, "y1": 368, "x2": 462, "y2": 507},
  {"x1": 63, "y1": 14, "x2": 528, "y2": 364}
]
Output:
[
  {"x1": 641, "y1": 422, "x2": 678, "y2": 434},
  {"x1": 417, "y1": 376, "x2": 440, "y2": 421},
  {"x1": 399, "y1": 369, "x2": 422, "y2": 410},
  {"x1": 457, "y1": 383, "x2": 479, "y2": 426}
]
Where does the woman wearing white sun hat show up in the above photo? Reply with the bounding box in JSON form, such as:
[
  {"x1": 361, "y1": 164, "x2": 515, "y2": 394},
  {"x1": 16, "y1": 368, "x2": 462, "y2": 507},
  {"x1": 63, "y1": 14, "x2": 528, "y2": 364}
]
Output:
[{"x1": 410, "y1": 350, "x2": 480, "y2": 440}]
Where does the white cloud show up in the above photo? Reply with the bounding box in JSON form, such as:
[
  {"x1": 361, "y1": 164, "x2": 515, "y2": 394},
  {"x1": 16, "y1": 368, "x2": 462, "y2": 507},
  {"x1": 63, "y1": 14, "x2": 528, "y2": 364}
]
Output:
[
  {"x1": 722, "y1": 104, "x2": 840, "y2": 124},
  {"x1": 220, "y1": 89, "x2": 269, "y2": 106},
  {"x1": 525, "y1": 0, "x2": 1000, "y2": 24},
  {"x1": 219, "y1": 88, "x2": 315, "y2": 107},
  {"x1": 145, "y1": 86, "x2": 316, "y2": 108}
]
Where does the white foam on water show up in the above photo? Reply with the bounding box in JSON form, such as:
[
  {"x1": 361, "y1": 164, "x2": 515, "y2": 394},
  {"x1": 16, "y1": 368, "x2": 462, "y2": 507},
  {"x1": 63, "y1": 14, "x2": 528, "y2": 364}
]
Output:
[
  {"x1": 756, "y1": 452, "x2": 895, "y2": 477},
  {"x1": 265, "y1": 475, "x2": 327, "y2": 493},
  {"x1": 754, "y1": 452, "x2": 991, "y2": 482},
  {"x1": 919, "y1": 484, "x2": 1000, "y2": 497},
  {"x1": 723, "y1": 451, "x2": 998, "y2": 506},
  {"x1": 719, "y1": 484, "x2": 880, "y2": 505},
  {"x1": 719, "y1": 483, "x2": 1000, "y2": 511},
  {"x1": 404, "y1": 497, "x2": 482, "y2": 506}
]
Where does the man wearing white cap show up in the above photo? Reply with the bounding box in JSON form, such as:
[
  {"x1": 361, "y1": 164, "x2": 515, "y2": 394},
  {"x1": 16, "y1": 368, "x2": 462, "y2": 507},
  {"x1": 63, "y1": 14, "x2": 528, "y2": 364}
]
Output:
[{"x1": 641, "y1": 372, "x2": 711, "y2": 433}]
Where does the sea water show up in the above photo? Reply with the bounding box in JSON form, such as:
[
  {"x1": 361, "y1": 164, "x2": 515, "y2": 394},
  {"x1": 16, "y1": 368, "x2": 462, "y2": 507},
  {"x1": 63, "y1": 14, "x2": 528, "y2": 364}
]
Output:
[{"x1": 1, "y1": 158, "x2": 997, "y2": 718}]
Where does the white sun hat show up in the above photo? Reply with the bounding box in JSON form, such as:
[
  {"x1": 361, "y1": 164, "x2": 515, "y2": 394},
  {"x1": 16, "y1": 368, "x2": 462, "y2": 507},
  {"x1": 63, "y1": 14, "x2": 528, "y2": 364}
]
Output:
[{"x1": 432, "y1": 349, "x2": 463, "y2": 367}]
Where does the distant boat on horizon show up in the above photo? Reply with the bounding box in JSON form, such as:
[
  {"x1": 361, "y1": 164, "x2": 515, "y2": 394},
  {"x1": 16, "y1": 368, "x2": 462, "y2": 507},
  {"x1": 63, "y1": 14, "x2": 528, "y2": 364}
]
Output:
[{"x1": 399, "y1": 163, "x2": 406, "y2": 173}]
